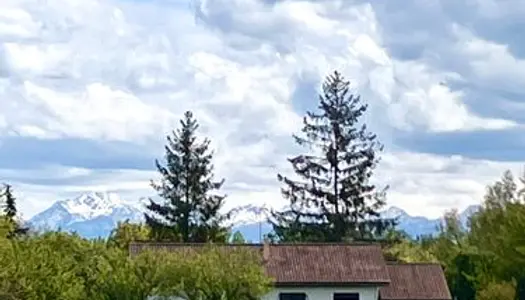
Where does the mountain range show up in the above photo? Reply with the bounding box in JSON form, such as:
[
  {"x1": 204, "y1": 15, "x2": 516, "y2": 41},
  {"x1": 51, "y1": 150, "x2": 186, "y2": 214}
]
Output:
[{"x1": 28, "y1": 192, "x2": 481, "y2": 240}]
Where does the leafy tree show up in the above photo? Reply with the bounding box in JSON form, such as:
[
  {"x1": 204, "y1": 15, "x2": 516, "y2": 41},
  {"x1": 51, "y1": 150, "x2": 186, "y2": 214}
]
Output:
[
  {"x1": 145, "y1": 111, "x2": 229, "y2": 243},
  {"x1": 0, "y1": 231, "x2": 270, "y2": 300},
  {"x1": 149, "y1": 245, "x2": 271, "y2": 300},
  {"x1": 449, "y1": 253, "x2": 478, "y2": 300},
  {"x1": 270, "y1": 71, "x2": 395, "y2": 242},
  {"x1": 107, "y1": 220, "x2": 151, "y2": 251},
  {"x1": 383, "y1": 238, "x2": 438, "y2": 263},
  {"x1": 477, "y1": 281, "x2": 516, "y2": 300},
  {"x1": 469, "y1": 171, "x2": 525, "y2": 279}
]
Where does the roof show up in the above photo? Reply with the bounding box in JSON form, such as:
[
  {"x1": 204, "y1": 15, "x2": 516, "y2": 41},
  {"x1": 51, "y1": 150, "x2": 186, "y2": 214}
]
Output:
[
  {"x1": 380, "y1": 263, "x2": 452, "y2": 300},
  {"x1": 129, "y1": 242, "x2": 390, "y2": 286},
  {"x1": 129, "y1": 242, "x2": 260, "y2": 257}
]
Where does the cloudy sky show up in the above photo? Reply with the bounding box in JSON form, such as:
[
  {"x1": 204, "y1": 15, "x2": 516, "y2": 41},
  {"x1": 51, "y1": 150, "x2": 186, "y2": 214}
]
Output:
[{"x1": 1, "y1": 0, "x2": 525, "y2": 219}]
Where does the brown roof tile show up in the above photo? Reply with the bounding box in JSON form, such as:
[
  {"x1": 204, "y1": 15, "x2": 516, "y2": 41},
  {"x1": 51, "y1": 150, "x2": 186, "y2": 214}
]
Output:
[
  {"x1": 129, "y1": 242, "x2": 260, "y2": 257},
  {"x1": 380, "y1": 263, "x2": 452, "y2": 300},
  {"x1": 266, "y1": 243, "x2": 390, "y2": 285},
  {"x1": 129, "y1": 242, "x2": 390, "y2": 285}
]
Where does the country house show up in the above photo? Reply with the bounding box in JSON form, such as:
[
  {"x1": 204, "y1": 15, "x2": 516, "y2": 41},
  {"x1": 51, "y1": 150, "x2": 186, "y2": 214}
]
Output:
[{"x1": 129, "y1": 242, "x2": 452, "y2": 300}]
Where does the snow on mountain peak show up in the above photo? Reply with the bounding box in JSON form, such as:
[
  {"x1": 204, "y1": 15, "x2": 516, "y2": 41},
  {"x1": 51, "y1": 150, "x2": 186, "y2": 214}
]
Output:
[
  {"x1": 59, "y1": 191, "x2": 124, "y2": 219},
  {"x1": 381, "y1": 206, "x2": 409, "y2": 219},
  {"x1": 29, "y1": 191, "x2": 145, "y2": 238}
]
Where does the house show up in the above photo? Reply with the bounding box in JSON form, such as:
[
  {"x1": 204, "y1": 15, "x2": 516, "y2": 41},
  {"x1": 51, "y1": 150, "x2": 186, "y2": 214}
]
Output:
[{"x1": 129, "y1": 242, "x2": 452, "y2": 300}]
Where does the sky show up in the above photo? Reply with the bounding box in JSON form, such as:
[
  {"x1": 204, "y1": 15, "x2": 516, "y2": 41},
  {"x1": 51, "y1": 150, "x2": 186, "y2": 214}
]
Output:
[{"x1": 1, "y1": 0, "x2": 525, "y2": 219}]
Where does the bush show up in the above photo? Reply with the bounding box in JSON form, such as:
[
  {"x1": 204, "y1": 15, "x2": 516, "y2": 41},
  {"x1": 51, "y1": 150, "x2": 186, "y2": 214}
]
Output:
[
  {"x1": 141, "y1": 245, "x2": 271, "y2": 300},
  {"x1": 476, "y1": 281, "x2": 516, "y2": 300},
  {"x1": 0, "y1": 231, "x2": 270, "y2": 300}
]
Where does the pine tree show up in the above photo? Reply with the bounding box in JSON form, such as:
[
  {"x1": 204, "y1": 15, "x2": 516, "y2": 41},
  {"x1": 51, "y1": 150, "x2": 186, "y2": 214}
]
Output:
[
  {"x1": 3, "y1": 184, "x2": 16, "y2": 219},
  {"x1": 270, "y1": 71, "x2": 396, "y2": 242},
  {"x1": 145, "y1": 111, "x2": 229, "y2": 242},
  {"x1": 1, "y1": 184, "x2": 28, "y2": 238},
  {"x1": 230, "y1": 231, "x2": 246, "y2": 244}
]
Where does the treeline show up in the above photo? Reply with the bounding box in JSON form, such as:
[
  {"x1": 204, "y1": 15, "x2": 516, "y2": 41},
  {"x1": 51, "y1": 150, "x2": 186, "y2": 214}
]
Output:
[
  {"x1": 385, "y1": 170, "x2": 525, "y2": 300},
  {"x1": 0, "y1": 226, "x2": 270, "y2": 299},
  {"x1": 1, "y1": 71, "x2": 525, "y2": 299}
]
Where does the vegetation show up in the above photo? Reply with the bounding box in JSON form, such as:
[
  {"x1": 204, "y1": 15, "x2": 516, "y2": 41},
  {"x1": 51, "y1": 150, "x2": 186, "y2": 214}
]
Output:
[
  {"x1": 0, "y1": 184, "x2": 28, "y2": 238},
  {"x1": 0, "y1": 228, "x2": 270, "y2": 300},
  {"x1": 230, "y1": 230, "x2": 246, "y2": 244},
  {"x1": 384, "y1": 169, "x2": 525, "y2": 300},
  {"x1": 270, "y1": 71, "x2": 395, "y2": 242},
  {"x1": 4, "y1": 71, "x2": 525, "y2": 299},
  {"x1": 144, "y1": 111, "x2": 230, "y2": 242},
  {"x1": 107, "y1": 220, "x2": 151, "y2": 251}
]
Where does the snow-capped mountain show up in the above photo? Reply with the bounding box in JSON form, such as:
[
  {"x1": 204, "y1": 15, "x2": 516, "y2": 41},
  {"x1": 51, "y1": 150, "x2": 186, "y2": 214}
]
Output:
[
  {"x1": 229, "y1": 205, "x2": 482, "y2": 241},
  {"x1": 379, "y1": 205, "x2": 481, "y2": 237},
  {"x1": 29, "y1": 192, "x2": 145, "y2": 238},
  {"x1": 27, "y1": 191, "x2": 482, "y2": 240}
]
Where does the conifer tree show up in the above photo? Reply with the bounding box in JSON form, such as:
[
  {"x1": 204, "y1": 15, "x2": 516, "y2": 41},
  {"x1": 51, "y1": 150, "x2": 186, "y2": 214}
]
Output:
[
  {"x1": 270, "y1": 71, "x2": 396, "y2": 242},
  {"x1": 1, "y1": 184, "x2": 28, "y2": 238},
  {"x1": 230, "y1": 231, "x2": 246, "y2": 244},
  {"x1": 3, "y1": 184, "x2": 16, "y2": 219},
  {"x1": 145, "y1": 111, "x2": 229, "y2": 242}
]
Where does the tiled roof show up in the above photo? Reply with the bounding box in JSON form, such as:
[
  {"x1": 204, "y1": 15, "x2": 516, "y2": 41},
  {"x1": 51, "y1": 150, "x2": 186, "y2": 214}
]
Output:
[
  {"x1": 380, "y1": 263, "x2": 452, "y2": 300},
  {"x1": 129, "y1": 242, "x2": 260, "y2": 257},
  {"x1": 129, "y1": 242, "x2": 390, "y2": 285},
  {"x1": 265, "y1": 243, "x2": 390, "y2": 285}
]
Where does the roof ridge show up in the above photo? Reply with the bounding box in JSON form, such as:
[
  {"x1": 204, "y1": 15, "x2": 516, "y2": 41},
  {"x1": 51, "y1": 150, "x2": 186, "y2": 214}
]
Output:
[
  {"x1": 387, "y1": 262, "x2": 443, "y2": 266},
  {"x1": 130, "y1": 242, "x2": 381, "y2": 246},
  {"x1": 269, "y1": 242, "x2": 381, "y2": 246},
  {"x1": 130, "y1": 242, "x2": 263, "y2": 246}
]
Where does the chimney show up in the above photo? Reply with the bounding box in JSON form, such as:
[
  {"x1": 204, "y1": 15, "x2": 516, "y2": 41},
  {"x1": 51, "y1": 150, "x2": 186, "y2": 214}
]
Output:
[{"x1": 263, "y1": 240, "x2": 270, "y2": 263}]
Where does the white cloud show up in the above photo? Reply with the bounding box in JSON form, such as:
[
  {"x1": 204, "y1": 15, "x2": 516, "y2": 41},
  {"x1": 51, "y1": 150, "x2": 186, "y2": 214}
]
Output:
[
  {"x1": 7, "y1": 151, "x2": 523, "y2": 220},
  {"x1": 0, "y1": 0, "x2": 524, "y2": 219},
  {"x1": 452, "y1": 25, "x2": 525, "y2": 95},
  {"x1": 376, "y1": 152, "x2": 523, "y2": 218},
  {"x1": 19, "y1": 81, "x2": 174, "y2": 141}
]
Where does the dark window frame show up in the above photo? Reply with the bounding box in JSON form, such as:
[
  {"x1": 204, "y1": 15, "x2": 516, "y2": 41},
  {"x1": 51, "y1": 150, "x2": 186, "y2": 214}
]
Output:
[
  {"x1": 333, "y1": 293, "x2": 359, "y2": 300},
  {"x1": 279, "y1": 292, "x2": 307, "y2": 300}
]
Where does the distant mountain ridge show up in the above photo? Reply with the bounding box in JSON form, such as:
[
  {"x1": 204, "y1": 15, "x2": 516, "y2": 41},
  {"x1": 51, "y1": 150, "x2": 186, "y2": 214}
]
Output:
[
  {"x1": 28, "y1": 192, "x2": 481, "y2": 240},
  {"x1": 29, "y1": 192, "x2": 145, "y2": 238}
]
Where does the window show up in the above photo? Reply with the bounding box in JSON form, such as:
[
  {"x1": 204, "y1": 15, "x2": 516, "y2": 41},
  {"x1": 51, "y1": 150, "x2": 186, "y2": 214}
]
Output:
[
  {"x1": 333, "y1": 293, "x2": 359, "y2": 300},
  {"x1": 279, "y1": 292, "x2": 307, "y2": 300}
]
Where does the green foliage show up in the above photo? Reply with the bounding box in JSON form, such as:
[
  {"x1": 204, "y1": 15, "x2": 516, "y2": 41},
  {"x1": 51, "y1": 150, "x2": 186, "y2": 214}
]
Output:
[
  {"x1": 147, "y1": 246, "x2": 271, "y2": 300},
  {"x1": 385, "y1": 169, "x2": 525, "y2": 300},
  {"x1": 0, "y1": 231, "x2": 270, "y2": 299},
  {"x1": 0, "y1": 184, "x2": 28, "y2": 238},
  {"x1": 477, "y1": 281, "x2": 516, "y2": 300},
  {"x1": 2, "y1": 184, "x2": 17, "y2": 219},
  {"x1": 107, "y1": 220, "x2": 151, "y2": 251},
  {"x1": 230, "y1": 230, "x2": 246, "y2": 244},
  {"x1": 383, "y1": 239, "x2": 438, "y2": 263},
  {"x1": 271, "y1": 71, "x2": 395, "y2": 243},
  {"x1": 145, "y1": 111, "x2": 230, "y2": 243},
  {"x1": 469, "y1": 170, "x2": 525, "y2": 279}
]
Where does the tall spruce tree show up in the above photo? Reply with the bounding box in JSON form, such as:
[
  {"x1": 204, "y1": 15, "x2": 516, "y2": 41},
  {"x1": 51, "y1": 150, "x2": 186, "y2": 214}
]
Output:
[
  {"x1": 145, "y1": 111, "x2": 229, "y2": 242},
  {"x1": 1, "y1": 184, "x2": 28, "y2": 238},
  {"x1": 3, "y1": 184, "x2": 17, "y2": 219},
  {"x1": 270, "y1": 71, "x2": 396, "y2": 242}
]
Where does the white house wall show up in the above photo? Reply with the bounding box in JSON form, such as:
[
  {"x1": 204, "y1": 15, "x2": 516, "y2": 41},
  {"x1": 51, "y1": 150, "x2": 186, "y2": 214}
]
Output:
[
  {"x1": 146, "y1": 285, "x2": 380, "y2": 300},
  {"x1": 263, "y1": 285, "x2": 380, "y2": 300}
]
